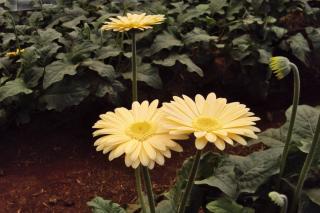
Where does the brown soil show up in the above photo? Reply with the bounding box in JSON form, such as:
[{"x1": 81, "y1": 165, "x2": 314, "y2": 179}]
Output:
[{"x1": 0, "y1": 105, "x2": 285, "y2": 213}]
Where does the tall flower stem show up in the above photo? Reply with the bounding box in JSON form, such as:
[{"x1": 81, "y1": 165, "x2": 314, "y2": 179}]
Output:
[
  {"x1": 135, "y1": 166, "x2": 147, "y2": 213},
  {"x1": 7, "y1": 13, "x2": 21, "y2": 51},
  {"x1": 278, "y1": 63, "x2": 300, "y2": 188},
  {"x1": 289, "y1": 115, "x2": 320, "y2": 213},
  {"x1": 131, "y1": 31, "x2": 138, "y2": 101},
  {"x1": 142, "y1": 166, "x2": 156, "y2": 213},
  {"x1": 131, "y1": 31, "x2": 148, "y2": 213},
  {"x1": 178, "y1": 149, "x2": 202, "y2": 213},
  {"x1": 280, "y1": 195, "x2": 288, "y2": 213}
]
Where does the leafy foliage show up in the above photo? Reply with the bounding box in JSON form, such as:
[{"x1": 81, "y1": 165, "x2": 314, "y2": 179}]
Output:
[
  {"x1": 206, "y1": 197, "x2": 254, "y2": 213},
  {"x1": 0, "y1": 0, "x2": 320, "y2": 126},
  {"x1": 87, "y1": 196, "x2": 126, "y2": 213}
]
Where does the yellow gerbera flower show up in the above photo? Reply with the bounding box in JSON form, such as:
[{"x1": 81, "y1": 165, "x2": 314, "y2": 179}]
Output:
[
  {"x1": 269, "y1": 56, "x2": 291, "y2": 80},
  {"x1": 93, "y1": 100, "x2": 185, "y2": 169},
  {"x1": 5, "y1": 48, "x2": 24, "y2": 57},
  {"x1": 101, "y1": 13, "x2": 165, "y2": 32},
  {"x1": 162, "y1": 93, "x2": 260, "y2": 150}
]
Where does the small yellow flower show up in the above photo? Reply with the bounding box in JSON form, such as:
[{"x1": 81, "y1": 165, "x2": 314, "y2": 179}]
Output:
[
  {"x1": 162, "y1": 93, "x2": 260, "y2": 150},
  {"x1": 269, "y1": 56, "x2": 291, "y2": 80},
  {"x1": 92, "y1": 100, "x2": 185, "y2": 169},
  {"x1": 101, "y1": 13, "x2": 165, "y2": 32},
  {"x1": 5, "y1": 49, "x2": 24, "y2": 58}
]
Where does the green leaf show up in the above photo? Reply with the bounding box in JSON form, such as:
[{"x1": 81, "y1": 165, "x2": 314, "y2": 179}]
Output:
[
  {"x1": 305, "y1": 188, "x2": 320, "y2": 206},
  {"x1": 97, "y1": 45, "x2": 122, "y2": 59},
  {"x1": 0, "y1": 78, "x2": 32, "y2": 102},
  {"x1": 153, "y1": 54, "x2": 203, "y2": 76},
  {"x1": 122, "y1": 63, "x2": 162, "y2": 89},
  {"x1": 206, "y1": 197, "x2": 254, "y2": 213},
  {"x1": 43, "y1": 61, "x2": 79, "y2": 89},
  {"x1": 306, "y1": 27, "x2": 320, "y2": 50},
  {"x1": 177, "y1": 4, "x2": 210, "y2": 23},
  {"x1": 87, "y1": 196, "x2": 126, "y2": 213},
  {"x1": 82, "y1": 59, "x2": 116, "y2": 79},
  {"x1": 183, "y1": 28, "x2": 218, "y2": 45},
  {"x1": 257, "y1": 49, "x2": 272, "y2": 64},
  {"x1": 146, "y1": 31, "x2": 183, "y2": 56},
  {"x1": 286, "y1": 105, "x2": 320, "y2": 154},
  {"x1": 36, "y1": 28, "x2": 62, "y2": 44},
  {"x1": 24, "y1": 66, "x2": 45, "y2": 88},
  {"x1": 196, "y1": 148, "x2": 282, "y2": 198},
  {"x1": 165, "y1": 152, "x2": 219, "y2": 211},
  {"x1": 287, "y1": 33, "x2": 310, "y2": 64},
  {"x1": 40, "y1": 78, "x2": 89, "y2": 111},
  {"x1": 270, "y1": 26, "x2": 287, "y2": 39},
  {"x1": 62, "y1": 15, "x2": 87, "y2": 29},
  {"x1": 209, "y1": 0, "x2": 228, "y2": 14}
]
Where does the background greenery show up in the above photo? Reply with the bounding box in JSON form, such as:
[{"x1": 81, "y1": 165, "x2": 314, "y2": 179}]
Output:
[{"x1": 0, "y1": 0, "x2": 320, "y2": 126}]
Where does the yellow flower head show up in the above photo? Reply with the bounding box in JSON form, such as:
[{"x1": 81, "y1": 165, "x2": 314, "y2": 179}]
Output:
[
  {"x1": 269, "y1": 191, "x2": 286, "y2": 207},
  {"x1": 5, "y1": 49, "x2": 24, "y2": 58},
  {"x1": 93, "y1": 100, "x2": 185, "y2": 169},
  {"x1": 101, "y1": 13, "x2": 165, "y2": 32},
  {"x1": 162, "y1": 93, "x2": 260, "y2": 150},
  {"x1": 269, "y1": 56, "x2": 291, "y2": 80}
]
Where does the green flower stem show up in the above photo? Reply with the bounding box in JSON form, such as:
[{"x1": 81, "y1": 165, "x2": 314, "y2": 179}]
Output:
[
  {"x1": 178, "y1": 149, "x2": 202, "y2": 213},
  {"x1": 142, "y1": 166, "x2": 156, "y2": 213},
  {"x1": 280, "y1": 194, "x2": 288, "y2": 213},
  {"x1": 131, "y1": 31, "x2": 147, "y2": 213},
  {"x1": 7, "y1": 13, "x2": 21, "y2": 51},
  {"x1": 278, "y1": 63, "x2": 300, "y2": 187},
  {"x1": 135, "y1": 167, "x2": 147, "y2": 213},
  {"x1": 289, "y1": 114, "x2": 320, "y2": 213},
  {"x1": 131, "y1": 31, "x2": 138, "y2": 101}
]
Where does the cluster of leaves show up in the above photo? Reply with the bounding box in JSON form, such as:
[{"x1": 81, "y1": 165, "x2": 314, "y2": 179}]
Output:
[
  {"x1": 88, "y1": 105, "x2": 320, "y2": 213},
  {"x1": 1, "y1": 0, "x2": 320, "y2": 126}
]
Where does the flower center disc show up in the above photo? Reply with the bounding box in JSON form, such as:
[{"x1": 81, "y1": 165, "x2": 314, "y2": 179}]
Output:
[
  {"x1": 193, "y1": 117, "x2": 221, "y2": 132},
  {"x1": 126, "y1": 121, "x2": 154, "y2": 140}
]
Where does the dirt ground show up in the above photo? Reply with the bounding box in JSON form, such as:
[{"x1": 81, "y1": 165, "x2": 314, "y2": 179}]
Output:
[{"x1": 0, "y1": 100, "x2": 287, "y2": 213}]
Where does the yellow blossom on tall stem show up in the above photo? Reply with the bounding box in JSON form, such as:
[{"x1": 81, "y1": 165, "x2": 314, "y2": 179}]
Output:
[
  {"x1": 93, "y1": 100, "x2": 185, "y2": 169},
  {"x1": 161, "y1": 93, "x2": 260, "y2": 213},
  {"x1": 99, "y1": 12, "x2": 166, "y2": 213},
  {"x1": 5, "y1": 48, "x2": 24, "y2": 57},
  {"x1": 162, "y1": 93, "x2": 260, "y2": 150},
  {"x1": 101, "y1": 13, "x2": 165, "y2": 32}
]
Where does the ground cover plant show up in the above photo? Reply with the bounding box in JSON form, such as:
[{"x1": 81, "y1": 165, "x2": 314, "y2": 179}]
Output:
[{"x1": 1, "y1": 0, "x2": 320, "y2": 212}]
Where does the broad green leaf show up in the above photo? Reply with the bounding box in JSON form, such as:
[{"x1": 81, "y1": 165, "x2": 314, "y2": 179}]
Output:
[
  {"x1": 43, "y1": 61, "x2": 78, "y2": 89},
  {"x1": 209, "y1": 0, "x2": 228, "y2": 14},
  {"x1": 207, "y1": 197, "x2": 254, "y2": 213},
  {"x1": 0, "y1": 78, "x2": 32, "y2": 102},
  {"x1": 196, "y1": 148, "x2": 282, "y2": 198},
  {"x1": 286, "y1": 105, "x2": 320, "y2": 153},
  {"x1": 177, "y1": 4, "x2": 210, "y2": 23},
  {"x1": 257, "y1": 49, "x2": 272, "y2": 64},
  {"x1": 62, "y1": 15, "x2": 87, "y2": 29},
  {"x1": 165, "y1": 152, "x2": 219, "y2": 212},
  {"x1": 40, "y1": 79, "x2": 89, "y2": 111},
  {"x1": 24, "y1": 66, "x2": 45, "y2": 88},
  {"x1": 306, "y1": 27, "x2": 320, "y2": 50},
  {"x1": 96, "y1": 45, "x2": 122, "y2": 59},
  {"x1": 231, "y1": 35, "x2": 252, "y2": 61},
  {"x1": 270, "y1": 26, "x2": 287, "y2": 39},
  {"x1": 82, "y1": 59, "x2": 116, "y2": 79},
  {"x1": 287, "y1": 33, "x2": 310, "y2": 64},
  {"x1": 155, "y1": 200, "x2": 175, "y2": 213},
  {"x1": 305, "y1": 188, "x2": 320, "y2": 206},
  {"x1": 87, "y1": 196, "x2": 126, "y2": 213},
  {"x1": 183, "y1": 28, "x2": 218, "y2": 45},
  {"x1": 36, "y1": 28, "x2": 61, "y2": 44},
  {"x1": 153, "y1": 54, "x2": 203, "y2": 76},
  {"x1": 122, "y1": 63, "x2": 162, "y2": 89},
  {"x1": 146, "y1": 31, "x2": 183, "y2": 56}
]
